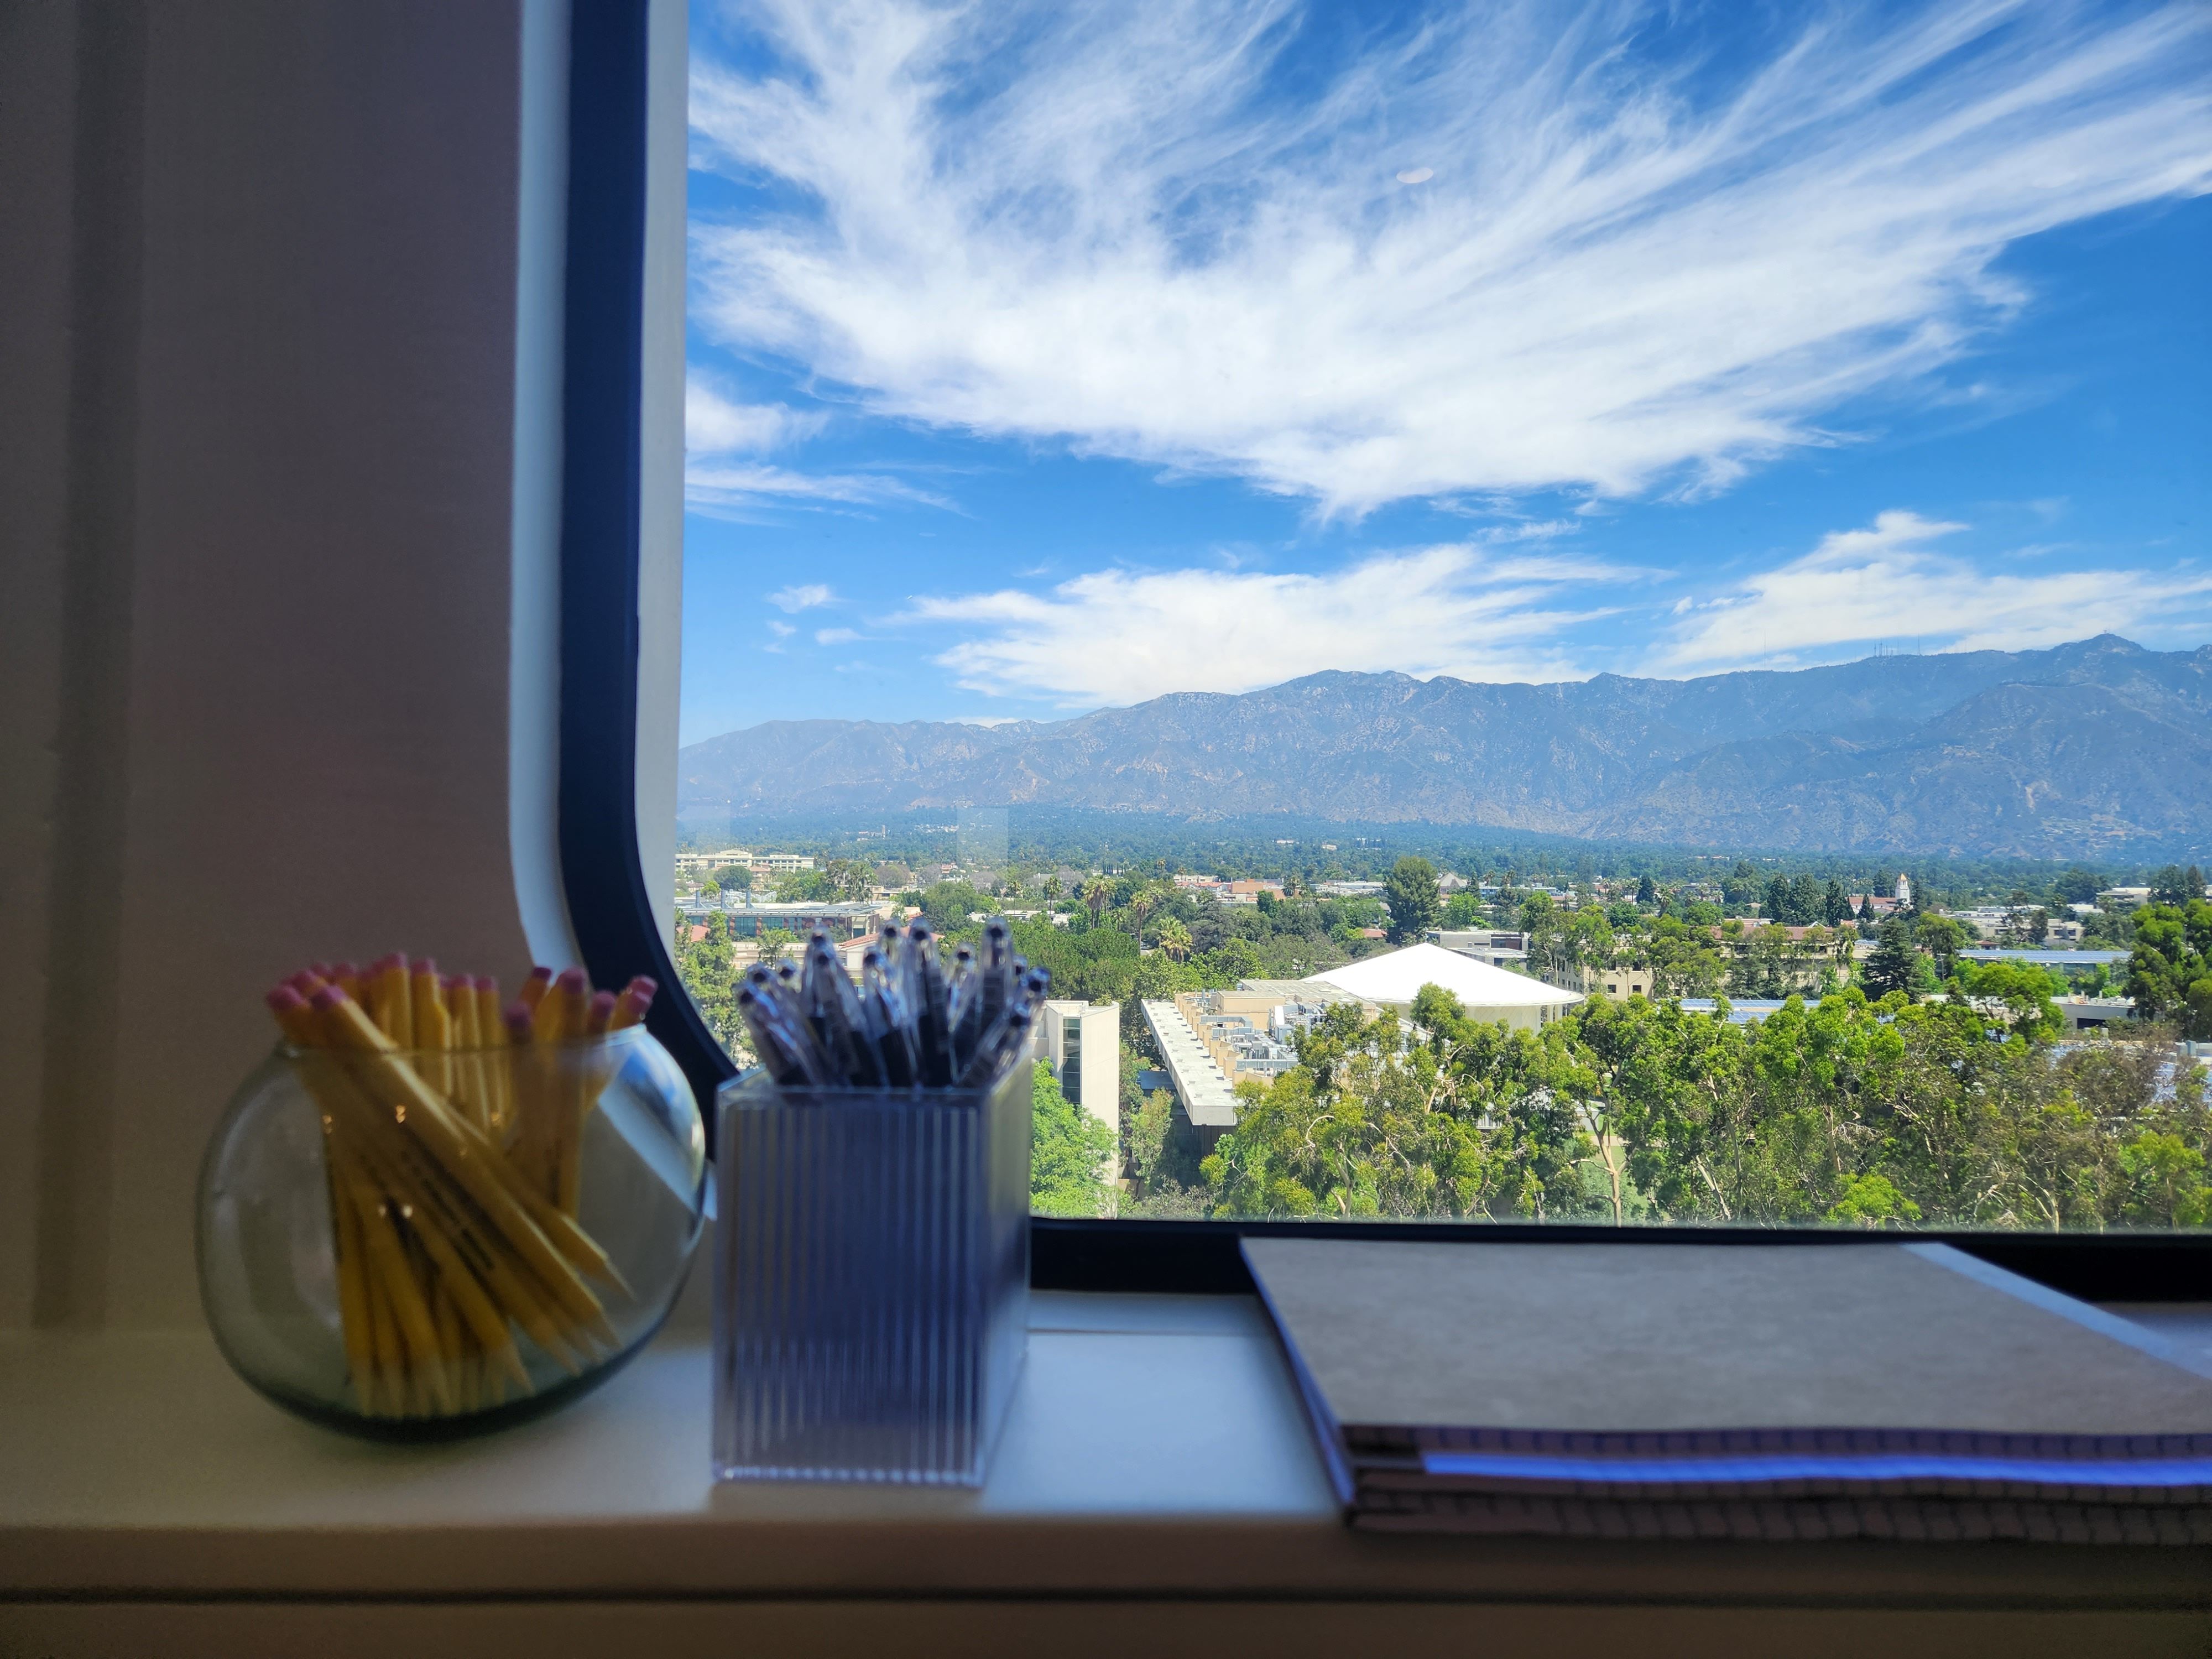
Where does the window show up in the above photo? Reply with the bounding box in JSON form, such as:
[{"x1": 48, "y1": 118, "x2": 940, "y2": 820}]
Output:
[
  {"x1": 1061, "y1": 1016, "x2": 1083, "y2": 1107},
  {"x1": 662, "y1": 1, "x2": 2212, "y2": 1241}
]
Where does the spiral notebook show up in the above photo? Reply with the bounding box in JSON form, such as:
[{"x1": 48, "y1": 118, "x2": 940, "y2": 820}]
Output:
[{"x1": 1241, "y1": 1238, "x2": 2212, "y2": 1542}]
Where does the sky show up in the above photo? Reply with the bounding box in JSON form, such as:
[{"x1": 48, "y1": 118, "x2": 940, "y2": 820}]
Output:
[{"x1": 679, "y1": 0, "x2": 2212, "y2": 746}]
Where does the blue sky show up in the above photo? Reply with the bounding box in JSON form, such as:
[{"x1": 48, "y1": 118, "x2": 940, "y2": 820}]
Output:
[{"x1": 679, "y1": 0, "x2": 2211, "y2": 747}]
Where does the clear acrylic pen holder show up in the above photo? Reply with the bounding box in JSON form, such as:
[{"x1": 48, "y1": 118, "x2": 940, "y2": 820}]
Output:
[{"x1": 712, "y1": 1063, "x2": 1031, "y2": 1485}]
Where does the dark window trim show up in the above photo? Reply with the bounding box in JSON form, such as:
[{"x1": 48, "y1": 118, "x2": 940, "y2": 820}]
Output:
[
  {"x1": 558, "y1": 3, "x2": 2209, "y2": 1304},
  {"x1": 557, "y1": 0, "x2": 736, "y2": 1116},
  {"x1": 1034, "y1": 1218, "x2": 2211, "y2": 1303}
]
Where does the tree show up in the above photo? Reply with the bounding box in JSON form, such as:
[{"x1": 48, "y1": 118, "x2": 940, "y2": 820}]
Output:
[
  {"x1": 2127, "y1": 900, "x2": 2212, "y2": 1037},
  {"x1": 2149, "y1": 865, "x2": 2201, "y2": 908},
  {"x1": 1860, "y1": 917, "x2": 1923, "y2": 1000},
  {"x1": 1081, "y1": 874, "x2": 1113, "y2": 924},
  {"x1": 1383, "y1": 855, "x2": 1442, "y2": 944},
  {"x1": 1030, "y1": 1061, "x2": 1118, "y2": 1217},
  {"x1": 675, "y1": 912, "x2": 742, "y2": 1057},
  {"x1": 1721, "y1": 862, "x2": 1760, "y2": 911},
  {"x1": 1763, "y1": 874, "x2": 1793, "y2": 924},
  {"x1": 2052, "y1": 868, "x2": 2101, "y2": 909},
  {"x1": 1955, "y1": 958, "x2": 2063, "y2": 1041},
  {"x1": 1913, "y1": 913, "x2": 1966, "y2": 981},
  {"x1": 919, "y1": 879, "x2": 991, "y2": 933},
  {"x1": 1822, "y1": 879, "x2": 1850, "y2": 926},
  {"x1": 820, "y1": 857, "x2": 873, "y2": 900},
  {"x1": 1635, "y1": 873, "x2": 1657, "y2": 906},
  {"x1": 1155, "y1": 917, "x2": 1193, "y2": 962}
]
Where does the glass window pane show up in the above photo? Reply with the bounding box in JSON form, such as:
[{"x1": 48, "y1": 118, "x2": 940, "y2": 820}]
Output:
[{"x1": 675, "y1": 1, "x2": 2212, "y2": 1230}]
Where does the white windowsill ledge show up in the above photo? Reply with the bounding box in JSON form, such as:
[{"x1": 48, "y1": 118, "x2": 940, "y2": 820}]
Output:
[{"x1": 4, "y1": 1295, "x2": 2209, "y2": 1615}]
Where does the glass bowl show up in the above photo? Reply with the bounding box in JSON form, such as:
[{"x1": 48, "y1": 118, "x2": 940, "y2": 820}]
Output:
[{"x1": 196, "y1": 1027, "x2": 707, "y2": 1439}]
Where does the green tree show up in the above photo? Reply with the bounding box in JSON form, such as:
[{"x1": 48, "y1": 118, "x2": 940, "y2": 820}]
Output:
[
  {"x1": 2126, "y1": 900, "x2": 2212, "y2": 1037},
  {"x1": 2149, "y1": 865, "x2": 2202, "y2": 908},
  {"x1": 675, "y1": 912, "x2": 742, "y2": 1057},
  {"x1": 1914, "y1": 912, "x2": 1967, "y2": 980},
  {"x1": 1383, "y1": 855, "x2": 1442, "y2": 944},
  {"x1": 2052, "y1": 868, "x2": 2101, "y2": 909},
  {"x1": 1030, "y1": 1061, "x2": 1117, "y2": 1217},
  {"x1": 1822, "y1": 879, "x2": 1850, "y2": 926},
  {"x1": 1442, "y1": 890, "x2": 1486, "y2": 928},
  {"x1": 1860, "y1": 918, "x2": 1924, "y2": 1000},
  {"x1": 1955, "y1": 958, "x2": 2063, "y2": 1041},
  {"x1": 1081, "y1": 873, "x2": 1114, "y2": 924},
  {"x1": 819, "y1": 857, "x2": 873, "y2": 899},
  {"x1": 1825, "y1": 1172, "x2": 1921, "y2": 1229},
  {"x1": 919, "y1": 880, "x2": 992, "y2": 933},
  {"x1": 1635, "y1": 873, "x2": 1658, "y2": 906},
  {"x1": 1155, "y1": 916, "x2": 1193, "y2": 962},
  {"x1": 2117, "y1": 1133, "x2": 2212, "y2": 1228}
]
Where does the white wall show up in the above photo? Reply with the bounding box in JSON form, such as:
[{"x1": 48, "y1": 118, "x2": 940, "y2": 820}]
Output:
[{"x1": 0, "y1": 1, "x2": 682, "y2": 1331}]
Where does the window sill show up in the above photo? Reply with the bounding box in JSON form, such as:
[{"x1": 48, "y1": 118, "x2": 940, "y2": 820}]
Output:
[{"x1": 4, "y1": 1296, "x2": 2209, "y2": 1627}]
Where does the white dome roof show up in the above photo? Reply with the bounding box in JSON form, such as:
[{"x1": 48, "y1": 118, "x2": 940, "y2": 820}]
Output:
[{"x1": 1305, "y1": 942, "x2": 1582, "y2": 1009}]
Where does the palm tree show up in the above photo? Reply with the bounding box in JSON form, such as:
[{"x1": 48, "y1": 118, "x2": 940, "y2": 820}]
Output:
[
  {"x1": 1127, "y1": 882, "x2": 1164, "y2": 931},
  {"x1": 1081, "y1": 874, "x2": 1113, "y2": 924},
  {"x1": 1156, "y1": 917, "x2": 1193, "y2": 963}
]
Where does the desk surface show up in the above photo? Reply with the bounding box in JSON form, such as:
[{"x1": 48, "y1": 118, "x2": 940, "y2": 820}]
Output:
[{"x1": 4, "y1": 1293, "x2": 2210, "y2": 1609}]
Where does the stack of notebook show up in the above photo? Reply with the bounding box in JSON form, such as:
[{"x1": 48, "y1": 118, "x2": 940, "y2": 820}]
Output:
[{"x1": 1241, "y1": 1238, "x2": 2212, "y2": 1543}]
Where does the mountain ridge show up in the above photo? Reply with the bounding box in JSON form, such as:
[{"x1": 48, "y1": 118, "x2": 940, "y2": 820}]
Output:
[{"x1": 677, "y1": 635, "x2": 2212, "y2": 857}]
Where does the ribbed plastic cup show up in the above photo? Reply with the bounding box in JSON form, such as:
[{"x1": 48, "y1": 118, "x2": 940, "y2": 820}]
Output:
[{"x1": 712, "y1": 1065, "x2": 1030, "y2": 1485}]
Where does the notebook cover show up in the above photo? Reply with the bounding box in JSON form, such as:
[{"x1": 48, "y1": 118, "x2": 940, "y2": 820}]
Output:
[{"x1": 1240, "y1": 1238, "x2": 2212, "y2": 1457}]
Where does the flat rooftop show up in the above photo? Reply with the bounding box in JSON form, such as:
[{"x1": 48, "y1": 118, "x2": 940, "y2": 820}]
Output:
[{"x1": 1140, "y1": 999, "x2": 1240, "y2": 1128}]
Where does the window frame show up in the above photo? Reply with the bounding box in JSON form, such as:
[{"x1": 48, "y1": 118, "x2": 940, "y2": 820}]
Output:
[{"x1": 561, "y1": 0, "x2": 2212, "y2": 1305}]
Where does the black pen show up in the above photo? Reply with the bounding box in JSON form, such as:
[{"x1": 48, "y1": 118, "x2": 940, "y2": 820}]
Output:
[{"x1": 907, "y1": 922, "x2": 952, "y2": 1087}]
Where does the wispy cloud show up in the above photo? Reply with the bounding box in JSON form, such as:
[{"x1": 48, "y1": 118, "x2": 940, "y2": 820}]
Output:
[
  {"x1": 769, "y1": 583, "x2": 836, "y2": 612},
  {"x1": 690, "y1": 0, "x2": 2212, "y2": 514},
  {"x1": 684, "y1": 373, "x2": 955, "y2": 515},
  {"x1": 686, "y1": 461, "x2": 954, "y2": 516},
  {"x1": 899, "y1": 546, "x2": 1605, "y2": 705},
  {"x1": 815, "y1": 626, "x2": 863, "y2": 644},
  {"x1": 685, "y1": 374, "x2": 826, "y2": 456},
  {"x1": 1652, "y1": 510, "x2": 2212, "y2": 672}
]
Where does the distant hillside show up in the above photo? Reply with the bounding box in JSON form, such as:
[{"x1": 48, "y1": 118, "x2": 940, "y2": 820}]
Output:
[{"x1": 677, "y1": 635, "x2": 2212, "y2": 858}]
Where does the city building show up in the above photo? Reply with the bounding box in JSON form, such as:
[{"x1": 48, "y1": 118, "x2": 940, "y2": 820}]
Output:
[
  {"x1": 1139, "y1": 999, "x2": 1241, "y2": 1152},
  {"x1": 707, "y1": 899, "x2": 889, "y2": 940},
  {"x1": 675, "y1": 847, "x2": 753, "y2": 876},
  {"x1": 2054, "y1": 996, "x2": 2135, "y2": 1032},
  {"x1": 1303, "y1": 942, "x2": 1584, "y2": 1030},
  {"x1": 1040, "y1": 1000, "x2": 1120, "y2": 1142},
  {"x1": 750, "y1": 852, "x2": 816, "y2": 874},
  {"x1": 1594, "y1": 967, "x2": 1653, "y2": 998},
  {"x1": 1315, "y1": 879, "x2": 1385, "y2": 898},
  {"x1": 1174, "y1": 990, "x2": 1301, "y2": 1085},
  {"x1": 1427, "y1": 928, "x2": 1529, "y2": 968}
]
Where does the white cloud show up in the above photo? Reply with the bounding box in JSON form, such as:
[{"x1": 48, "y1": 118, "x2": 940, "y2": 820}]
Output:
[
  {"x1": 898, "y1": 546, "x2": 1606, "y2": 705},
  {"x1": 686, "y1": 461, "x2": 954, "y2": 515},
  {"x1": 690, "y1": 0, "x2": 2212, "y2": 513},
  {"x1": 685, "y1": 375, "x2": 825, "y2": 456},
  {"x1": 768, "y1": 583, "x2": 836, "y2": 612},
  {"x1": 1652, "y1": 510, "x2": 2212, "y2": 673},
  {"x1": 815, "y1": 627, "x2": 862, "y2": 644},
  {"x1": 766, "y1": 620, "x2": 796, "y2": 637},
  {"x1": 685, "y1": 375, "x2": 953, "y2": 515}
]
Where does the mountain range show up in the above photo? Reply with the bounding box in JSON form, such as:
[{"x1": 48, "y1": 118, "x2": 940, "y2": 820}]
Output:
[{"x1": 677, "y1": 635, "x2": 2212, "y2": 858}]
